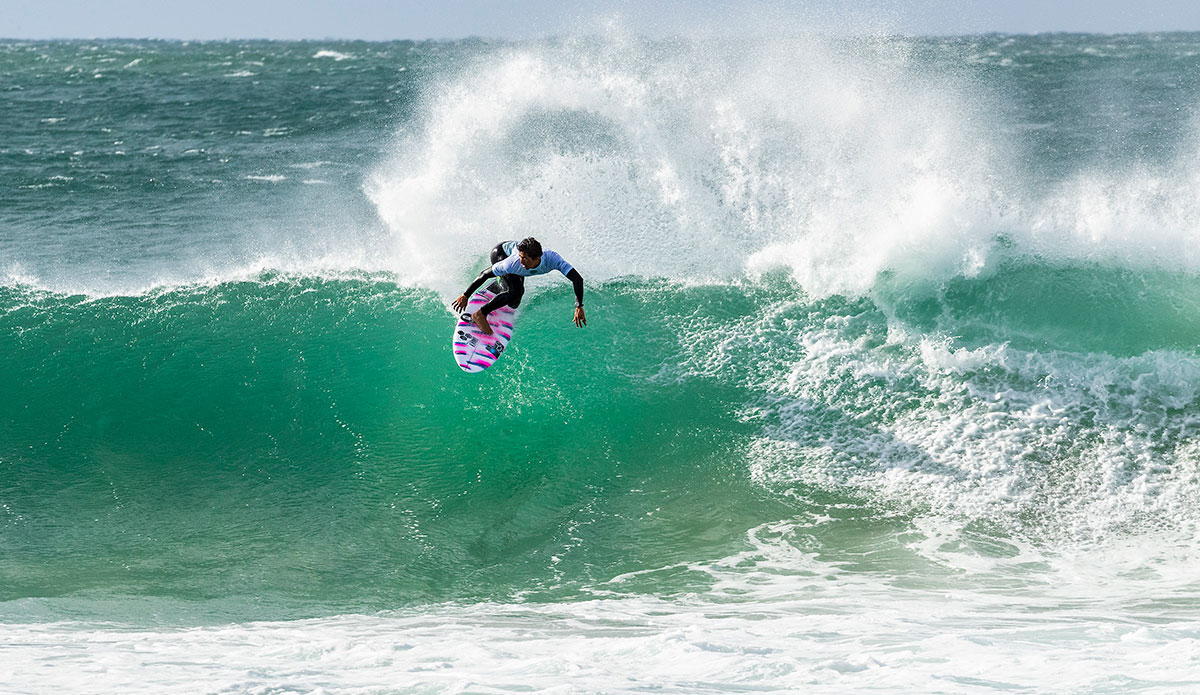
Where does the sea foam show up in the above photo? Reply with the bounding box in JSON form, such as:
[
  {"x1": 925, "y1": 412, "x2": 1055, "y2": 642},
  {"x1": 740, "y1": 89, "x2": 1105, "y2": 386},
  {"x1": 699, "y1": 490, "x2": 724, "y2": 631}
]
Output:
[{"x1": 368, "y1": 31, "x2": 1200, "y2": 305}]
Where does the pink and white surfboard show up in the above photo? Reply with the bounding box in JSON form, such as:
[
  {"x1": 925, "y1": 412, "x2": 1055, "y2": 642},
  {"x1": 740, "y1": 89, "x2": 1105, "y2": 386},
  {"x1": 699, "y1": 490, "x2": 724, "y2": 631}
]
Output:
[{"x1": 451, "y1": 289, "x2": 518, "y2": 373}]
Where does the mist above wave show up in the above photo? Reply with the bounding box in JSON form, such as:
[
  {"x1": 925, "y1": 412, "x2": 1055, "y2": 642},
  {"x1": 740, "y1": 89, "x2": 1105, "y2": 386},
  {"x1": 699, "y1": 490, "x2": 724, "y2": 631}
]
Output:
[{"x1": 368, "y1": 31, "x2": 1200, "y2": 301}]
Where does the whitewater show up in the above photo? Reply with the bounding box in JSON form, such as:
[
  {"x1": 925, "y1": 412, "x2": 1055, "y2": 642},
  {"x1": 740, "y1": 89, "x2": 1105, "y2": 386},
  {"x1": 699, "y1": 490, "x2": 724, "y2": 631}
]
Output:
[{"x1": 4, "y1": 30, "x2": 1200, "y2": 693}]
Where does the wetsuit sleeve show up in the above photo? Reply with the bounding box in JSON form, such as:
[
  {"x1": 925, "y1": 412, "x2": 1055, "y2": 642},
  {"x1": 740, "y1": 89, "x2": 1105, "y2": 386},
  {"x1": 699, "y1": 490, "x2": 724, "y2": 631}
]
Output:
[
  {"x1": 463, "y1": 269, "x2": 495, "y2": 298},
  {"x1": 566, "y1": 268, "x2": 584, "y2": 306}
]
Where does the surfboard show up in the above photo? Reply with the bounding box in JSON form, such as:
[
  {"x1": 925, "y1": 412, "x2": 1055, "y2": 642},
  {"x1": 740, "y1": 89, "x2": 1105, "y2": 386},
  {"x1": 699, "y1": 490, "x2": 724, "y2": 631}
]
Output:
[{"x1": 452, "y1": 288, "x2": 517, "y2": 373}]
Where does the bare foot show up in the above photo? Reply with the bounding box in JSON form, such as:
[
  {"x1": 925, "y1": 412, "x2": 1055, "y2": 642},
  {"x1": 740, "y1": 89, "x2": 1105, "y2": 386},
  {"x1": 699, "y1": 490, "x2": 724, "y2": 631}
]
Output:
[{"x1": 471, "y1": 309, "x2": 494, "y2": 335}]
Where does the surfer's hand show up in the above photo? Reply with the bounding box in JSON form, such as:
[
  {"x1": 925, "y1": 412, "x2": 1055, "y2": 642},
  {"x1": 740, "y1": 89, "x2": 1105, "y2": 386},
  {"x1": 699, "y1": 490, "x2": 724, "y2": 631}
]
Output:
[
  {"x1": 452, "y1": 295, "x2": 468, "y2": 312},
  {"x1": 574, "y1": 306, "x2": 586, "y2": 327}
]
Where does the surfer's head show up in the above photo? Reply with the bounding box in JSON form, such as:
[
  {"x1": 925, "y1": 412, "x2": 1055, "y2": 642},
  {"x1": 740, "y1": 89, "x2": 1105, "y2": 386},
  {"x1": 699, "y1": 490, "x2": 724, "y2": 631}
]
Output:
[{"x1": 517, "y1": 237, "x2": 542, "y2": 269}]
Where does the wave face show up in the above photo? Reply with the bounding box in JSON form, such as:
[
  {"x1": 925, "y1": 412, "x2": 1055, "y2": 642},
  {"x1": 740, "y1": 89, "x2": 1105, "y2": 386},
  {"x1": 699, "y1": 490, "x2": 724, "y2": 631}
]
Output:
[
  {"x1": 5, "y1": 33, "x2": 1200, "y2": 693},
  {"x1": 1, "y1": 276, "x2": 790, "y2": 617}
]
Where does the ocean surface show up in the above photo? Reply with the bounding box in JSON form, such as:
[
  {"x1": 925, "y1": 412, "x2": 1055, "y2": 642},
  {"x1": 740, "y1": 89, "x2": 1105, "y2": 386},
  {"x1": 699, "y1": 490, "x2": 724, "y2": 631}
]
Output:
[{"x1": 4, "y1": 31, "x2": 1200, "y2": 693}]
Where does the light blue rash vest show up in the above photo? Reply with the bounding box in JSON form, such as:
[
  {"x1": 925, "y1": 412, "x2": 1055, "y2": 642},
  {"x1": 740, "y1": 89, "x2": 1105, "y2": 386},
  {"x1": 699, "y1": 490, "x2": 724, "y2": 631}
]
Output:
[{"x1": 491, "y1": 240, "x2": 575, "y2": 278}]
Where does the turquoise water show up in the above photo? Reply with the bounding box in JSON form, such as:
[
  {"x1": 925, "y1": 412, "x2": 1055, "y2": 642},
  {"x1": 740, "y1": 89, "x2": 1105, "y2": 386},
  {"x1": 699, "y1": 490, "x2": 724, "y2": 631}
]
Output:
[
  {"x1": 5, "y1": 33, "x2": 1200, "y2": 693},
  {"x1": 1, "y1": 278, "x2": 797, "y2": 619}
]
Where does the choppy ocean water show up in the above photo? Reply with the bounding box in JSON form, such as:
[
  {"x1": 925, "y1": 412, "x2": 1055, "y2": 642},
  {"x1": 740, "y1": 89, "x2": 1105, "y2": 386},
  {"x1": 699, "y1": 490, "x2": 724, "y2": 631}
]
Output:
[{"x1": 5, "y1": 32, "x2": 1200, "y2": 693}]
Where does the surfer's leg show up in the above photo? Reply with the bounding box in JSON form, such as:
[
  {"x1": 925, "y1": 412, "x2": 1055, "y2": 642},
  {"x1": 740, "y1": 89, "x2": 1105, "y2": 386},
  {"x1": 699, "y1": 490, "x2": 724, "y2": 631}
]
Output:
[
  {"x1": 469, "y1": 243, "x2": 517, "y2": 334},
  {"x1": 484, "y1": 243, "x2": 511, "y2": 294},
  {"x1": 471, "y1": 310, "x2": 494, "y2": 335},
  {"x1": 479, "y1": 275, "x2": 523, "y2": 315}
]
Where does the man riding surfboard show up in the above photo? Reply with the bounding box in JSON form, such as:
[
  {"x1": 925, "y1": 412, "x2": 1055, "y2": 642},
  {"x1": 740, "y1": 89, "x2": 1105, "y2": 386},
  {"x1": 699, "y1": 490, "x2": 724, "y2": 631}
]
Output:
[{"x1": 451, "y1": 237, "x2": 586, "y2": 335}]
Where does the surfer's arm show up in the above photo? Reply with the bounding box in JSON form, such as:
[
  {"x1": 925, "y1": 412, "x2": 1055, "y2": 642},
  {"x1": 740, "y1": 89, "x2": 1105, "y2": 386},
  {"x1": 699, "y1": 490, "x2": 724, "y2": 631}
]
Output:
[
  {"x1": 464, "y1": 269, "x2": 496, "y2": 296},
  {"x1": 452, "y1": 269, "x2": 496, "y2": 312},
  {"x1": 566, "y1": 268, "x2": 586, "y2": 327},
  {"x1": 565, "y1": 268, "x2": 584, "y2": 307}
]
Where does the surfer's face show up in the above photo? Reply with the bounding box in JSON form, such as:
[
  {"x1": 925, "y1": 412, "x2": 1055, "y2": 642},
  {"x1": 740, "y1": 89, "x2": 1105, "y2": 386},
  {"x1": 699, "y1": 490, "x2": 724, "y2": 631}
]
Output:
[{"x1": 519, "y1": 252, "x2": 540, "y2": 269}]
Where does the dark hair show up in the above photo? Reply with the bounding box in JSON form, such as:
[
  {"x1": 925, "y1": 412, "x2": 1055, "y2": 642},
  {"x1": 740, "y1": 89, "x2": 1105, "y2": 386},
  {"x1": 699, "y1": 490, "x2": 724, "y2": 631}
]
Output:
[{"x1": 517, "y1": 237, "x2": 542, "y2": 258}]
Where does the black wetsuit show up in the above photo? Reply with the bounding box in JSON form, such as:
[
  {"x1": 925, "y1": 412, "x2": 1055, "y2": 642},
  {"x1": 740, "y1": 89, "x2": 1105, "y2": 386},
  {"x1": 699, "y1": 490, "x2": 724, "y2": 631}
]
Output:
[
  {"x1": 461, "y1": 241, "x2": 584, "y2": 316},
  {"x1": 483, "y1": 242, "x2": 525, "y2": 314}
]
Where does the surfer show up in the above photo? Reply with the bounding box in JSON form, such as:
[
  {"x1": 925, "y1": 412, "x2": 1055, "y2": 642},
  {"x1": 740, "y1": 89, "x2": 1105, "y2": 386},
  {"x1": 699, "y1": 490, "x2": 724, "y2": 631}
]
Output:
[{"x1": 452, "y1": 237, "x2": 585, "y2": 335}]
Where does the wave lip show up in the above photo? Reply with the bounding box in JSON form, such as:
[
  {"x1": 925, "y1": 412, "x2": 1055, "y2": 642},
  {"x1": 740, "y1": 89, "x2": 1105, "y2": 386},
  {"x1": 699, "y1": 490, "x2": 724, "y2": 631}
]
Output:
[
  {"x1": 365, "y1": 32, "x2": 1006, "y2": 298},
  {"x1": 360, "y1": 32, "x2": 1200, "y2": 306}
]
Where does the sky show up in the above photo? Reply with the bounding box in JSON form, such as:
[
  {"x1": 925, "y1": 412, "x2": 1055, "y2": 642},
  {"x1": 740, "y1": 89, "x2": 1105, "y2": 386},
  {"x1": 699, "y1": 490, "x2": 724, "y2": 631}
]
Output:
[{"x1": 3, "y1": 0, "x2": 1200, "y2": 40}]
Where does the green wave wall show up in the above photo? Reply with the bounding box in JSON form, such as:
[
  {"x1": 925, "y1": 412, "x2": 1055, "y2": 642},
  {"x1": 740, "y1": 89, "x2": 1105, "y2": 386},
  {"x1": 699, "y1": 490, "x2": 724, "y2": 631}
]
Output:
[{"x1": 0, "y1": 276, "x2": 803, "y2": 619}]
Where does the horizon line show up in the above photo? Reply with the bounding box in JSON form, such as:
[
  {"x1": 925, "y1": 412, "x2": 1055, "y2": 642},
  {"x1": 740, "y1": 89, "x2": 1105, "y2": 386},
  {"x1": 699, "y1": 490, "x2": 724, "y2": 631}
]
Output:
[{"x1": 6, "y1": 29, "x2": 1200, "y2": 42}]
